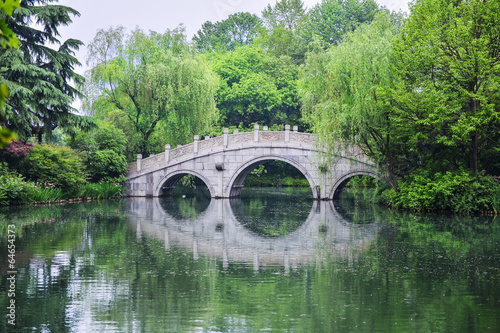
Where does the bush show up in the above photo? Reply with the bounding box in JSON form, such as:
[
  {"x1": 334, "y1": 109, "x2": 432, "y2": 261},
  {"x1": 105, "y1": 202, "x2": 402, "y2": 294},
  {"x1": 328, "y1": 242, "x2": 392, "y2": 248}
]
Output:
[
  {"x1": 388, "y1": 169, "x2": 499, "y2": 214},
  {"x1": 20, "y1": 144, "x2": 87, "y2": 193},
  {"x1": 0, "y1": 164, "x2": 30, "y2": 205},
  {"x1": 87, "y1": 149, "x2": 128, "y2": 182}
]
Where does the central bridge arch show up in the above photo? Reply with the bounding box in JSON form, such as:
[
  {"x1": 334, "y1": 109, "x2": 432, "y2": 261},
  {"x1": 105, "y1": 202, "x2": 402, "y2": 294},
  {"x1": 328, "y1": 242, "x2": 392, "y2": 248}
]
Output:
[
  {"x1": 125, "y1": 125, "x2": 378, "y2": 200},
  {"x1": 225, "y1": 155, "x2": 317, "y2": 198}
]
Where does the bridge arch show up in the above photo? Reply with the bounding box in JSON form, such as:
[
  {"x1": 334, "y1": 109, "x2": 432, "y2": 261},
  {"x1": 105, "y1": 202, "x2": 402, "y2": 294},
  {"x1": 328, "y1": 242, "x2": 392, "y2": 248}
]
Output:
[
  {"x1": 225, "y1": 155, "x2": 318, "y2": 199},
  {"x1": 154, "y1": 170, "x2": 215, "y2": 198},
  {"x1": 329, "y1": 170, "x2": 380, "y2": 200}
]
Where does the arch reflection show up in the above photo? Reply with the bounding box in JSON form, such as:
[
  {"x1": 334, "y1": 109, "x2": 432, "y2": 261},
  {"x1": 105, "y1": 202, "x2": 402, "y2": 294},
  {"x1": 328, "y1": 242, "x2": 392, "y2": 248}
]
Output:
[
  {"x1": 231, "y1": 188, "x2": 312, "y2": 237},
  {"x1": 126, "y1": 194, "x2": 379, "y2": 271}
]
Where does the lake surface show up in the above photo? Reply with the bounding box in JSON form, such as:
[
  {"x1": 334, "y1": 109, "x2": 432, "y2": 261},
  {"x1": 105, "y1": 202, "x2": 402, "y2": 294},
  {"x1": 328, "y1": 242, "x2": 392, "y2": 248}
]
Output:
[{"x1": 1, "y1": 187, "x2": 500, "y2": 332}]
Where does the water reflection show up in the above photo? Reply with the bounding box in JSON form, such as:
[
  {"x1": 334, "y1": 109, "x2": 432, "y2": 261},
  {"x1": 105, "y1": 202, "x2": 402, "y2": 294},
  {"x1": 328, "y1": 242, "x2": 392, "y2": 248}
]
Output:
[{"x1": 126, "y1": 192, "x2": 379, "y2": 271}]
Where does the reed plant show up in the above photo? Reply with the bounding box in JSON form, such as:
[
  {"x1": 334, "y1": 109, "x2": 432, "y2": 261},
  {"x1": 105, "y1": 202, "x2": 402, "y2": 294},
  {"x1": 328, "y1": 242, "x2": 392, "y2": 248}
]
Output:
[
  {"x1": 26, "y1": 182, "x2": 63, "y2": 203},
  {"x1": 80, "y1": 179, "x2": 125, "y2": 200}
]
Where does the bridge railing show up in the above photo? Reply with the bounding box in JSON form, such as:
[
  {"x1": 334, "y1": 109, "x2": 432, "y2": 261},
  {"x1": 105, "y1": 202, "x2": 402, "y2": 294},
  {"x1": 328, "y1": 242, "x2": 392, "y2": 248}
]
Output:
[{"x1": 130, "y1": 125, "x2": 314, "y2": 173}]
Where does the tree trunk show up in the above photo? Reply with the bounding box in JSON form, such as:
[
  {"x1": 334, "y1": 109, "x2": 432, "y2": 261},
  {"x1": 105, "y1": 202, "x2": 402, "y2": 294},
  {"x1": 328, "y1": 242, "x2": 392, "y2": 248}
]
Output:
[
  {"x1": 469, "y1": 99, "x2": 479, "y2": 174},
  {"x1": 470, "y1": 132, "x2": 478, "y2": 174}
]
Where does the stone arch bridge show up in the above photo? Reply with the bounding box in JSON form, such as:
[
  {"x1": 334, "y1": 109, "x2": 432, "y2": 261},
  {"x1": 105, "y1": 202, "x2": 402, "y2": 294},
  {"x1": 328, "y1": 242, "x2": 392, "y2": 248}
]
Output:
[{"x1": 125, "y1": 125, "x2": 377, "y2": 200}]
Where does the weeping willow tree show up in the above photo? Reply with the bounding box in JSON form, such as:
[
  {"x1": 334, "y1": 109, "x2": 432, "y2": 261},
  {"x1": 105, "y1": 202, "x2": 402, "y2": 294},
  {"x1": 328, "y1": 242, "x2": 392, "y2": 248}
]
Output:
[
  {"x1": 83, "y1": 26, "x2": 219, "y2": 157},
  {"x1": 299, "y1": 12, "x2": 402, "y2": 190}
]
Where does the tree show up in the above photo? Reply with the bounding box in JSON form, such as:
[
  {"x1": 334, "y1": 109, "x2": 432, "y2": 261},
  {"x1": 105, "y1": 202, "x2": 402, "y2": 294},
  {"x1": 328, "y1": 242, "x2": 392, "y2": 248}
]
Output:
[
  {"x1": 257, "y1": 0, "x2": 309, "y2": 63},
  {"x1": 212, "y1": 45, "x2": 301, "y2": 129},
  {"x1": 304, "y1": 0, "x2": 380, "y2": 46},
  {"x1": 393, "y1": 0, "x2": 500, "y2": 174},
  {"x1": 262, "y1": 0, "x2": 306, "y2": 31},
  {"x1": 0, "y1": 0, "x2": 19, "y2": 148},
  {"x1": 299, "y1": 13, "x2": 402, "y2": 190},
  {"x1": 193, "y1": 12, "x2": 262, "y2": 53},
  {"x1": 84, "y1": 26, "x2": 219, "y2": 157},
  {"x1": 0, "y1": 0, "x2": 94, "y2": 142}
]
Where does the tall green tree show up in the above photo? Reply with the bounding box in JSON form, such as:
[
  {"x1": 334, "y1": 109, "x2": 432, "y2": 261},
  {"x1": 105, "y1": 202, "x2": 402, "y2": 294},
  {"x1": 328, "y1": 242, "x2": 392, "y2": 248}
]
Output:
[
  {"x1": 257, "y1": 0, "x2": 309, "y2": 63},
  {"x1": 299, "y1": 13, "x2": 402, "y2": 190},
  {"x1": 212, "y1": 44, "x2": 301, "y2": 129},
  {"x1": 304, "y1": 0, "x2": 380, "y2": 46},
  {"x1": 262, "y1": 0, "x2": 306, "y2": 31},
  {"x1": 193, "y1": 12, "x2": 262, "y2": 53},
  {"x1": 393, "y1": 0, "x2": 500, "y2": 174},
  {"x1": 84, "y1": 26, "x2": 219, "y2": 157},
  {"x1": 0, "y1": 0, "x2": 93, "y2": 142}
]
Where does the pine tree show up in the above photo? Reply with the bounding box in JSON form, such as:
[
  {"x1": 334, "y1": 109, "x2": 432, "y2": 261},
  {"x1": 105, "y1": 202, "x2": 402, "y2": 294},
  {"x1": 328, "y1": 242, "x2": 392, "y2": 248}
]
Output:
[{"x1": 0, "y1": 0, "x2": 93, "y2": 142}]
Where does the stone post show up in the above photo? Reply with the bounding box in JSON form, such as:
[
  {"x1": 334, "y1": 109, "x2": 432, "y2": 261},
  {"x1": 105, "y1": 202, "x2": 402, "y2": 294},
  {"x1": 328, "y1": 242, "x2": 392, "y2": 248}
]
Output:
[
  {"x1": 205, "y1": 136, "x2": 210, "y2": 140},
  {"x1": 293, "y1": 125, "x2": 298, "y2": 132},
  {"x1": 137, "y1": 154, "x2": 142, "y2": 172},
  {"x1": 223, "y1": 128, "x2": 229, "y2": 147},
  {"x1": 263, "y1": 126, "x2": 268, "y2": 131},
  {"x1": 285, "y1": 124, "x2": 290, "y2": 142},
  {"x1": 254, "y1": 124, "x2": 260, "y2": 142},
  {"x1": 164, "y1": 145, "x2": 170, "y2": 163},
  {"x1": 233, "y1": 129, "x2": 239, "y2": 134},
  {"x1": 193, "y1": 135, "x2": 199, "y2": 154}
]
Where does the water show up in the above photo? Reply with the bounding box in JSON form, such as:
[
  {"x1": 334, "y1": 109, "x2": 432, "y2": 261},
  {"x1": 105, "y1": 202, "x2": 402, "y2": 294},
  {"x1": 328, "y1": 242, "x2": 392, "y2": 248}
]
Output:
[{"x1": 1, "y1": 188, "x2": 499, "y2": 332}]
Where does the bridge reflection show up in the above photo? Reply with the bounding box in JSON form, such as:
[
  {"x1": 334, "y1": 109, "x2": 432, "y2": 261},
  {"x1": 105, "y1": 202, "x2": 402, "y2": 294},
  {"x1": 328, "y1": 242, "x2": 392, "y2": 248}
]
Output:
[{"x1": 126, "y1": 196, "x2": 379, "y2": 272}]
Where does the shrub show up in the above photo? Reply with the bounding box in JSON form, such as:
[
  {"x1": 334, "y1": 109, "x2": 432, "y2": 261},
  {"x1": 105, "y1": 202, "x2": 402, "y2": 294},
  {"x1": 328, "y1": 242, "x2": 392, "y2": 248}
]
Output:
[
  {"x1": 20, "y1": 144, "x2": 87, "y2": 193},
  {"x1": 388, "y1": 169, "x2": 499, "y2": 214},
  {"x1": 0, "y1": 163, "x2": 30, "y2": 205},
  {"x1": 87, "y1": 149, "x2": 127, "y2": 182}
]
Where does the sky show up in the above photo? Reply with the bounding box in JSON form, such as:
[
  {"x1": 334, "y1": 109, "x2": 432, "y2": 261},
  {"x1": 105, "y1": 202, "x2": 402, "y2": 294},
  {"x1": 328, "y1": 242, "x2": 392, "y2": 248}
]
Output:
[{"x1": 57, "y1": 0, "x2": 410, "y2": 76}]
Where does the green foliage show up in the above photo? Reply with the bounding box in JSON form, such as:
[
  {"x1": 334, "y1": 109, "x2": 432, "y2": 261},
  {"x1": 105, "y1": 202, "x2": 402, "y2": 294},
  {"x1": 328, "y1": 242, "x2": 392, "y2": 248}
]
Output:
[
  {"x1": 0, "y1": 0, "x2": 19, "y2": 48},
  {"x1": 0, "y1": 0, "x2": 88, "y2": 141},
  {"x1": 393, "y1": 0, "x2": 500, "y2": 173},
  {"x1": 0, "y1": 163, "x2": 29, "y2": 205},
  {"x1": 212, "y1": 45, "x2": 302, "y2": 129},
  {"x1": 25, "y1": 181, "x2": 63, "y2": 203},
  {"x1": 299, "y1": 12, "x2": 402, "y2": 190},
  {"x1": 387, "y1": 169, "x2": 499, "y2": 214},
  {"x1": 256, "y1": 0, "x2": 309, "y2": 63},
  {"x1": 304, "y1": 0, "x2": 380, "y2": 47},
  {"x1": 0, "y1": 0, "x2": 19, "y2": 148},
  {"x1": 68, "y1": 121, "x2": 129, "y2": 181},
  {"x1": 345, "y1": 175, "x2": 379, "y2": 189},
  {"x1": 79, "y1": 180, "x2": 125, "y2": 200},
  {"x1": 86, "y1": 150, "x2": 127, "y2": 182},
  {"x1": 83, "y1": 26, "x2": 219, "y2": 157},
  {"x1": 244, "y1": 161, "x2": 309, "y2": 187},
  {"x1": 193, "y1": 12, "x2": 262, "y2": 52},
  {"x1": 20, "y1": 144, "x2": 87, "y2": 193}
]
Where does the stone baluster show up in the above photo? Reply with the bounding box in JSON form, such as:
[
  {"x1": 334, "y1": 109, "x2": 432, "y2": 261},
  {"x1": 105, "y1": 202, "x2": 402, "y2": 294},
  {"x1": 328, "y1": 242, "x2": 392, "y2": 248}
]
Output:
[
  {"x1": 164, "y1": 144, "x2": 170, "y2": 163},
  {"x1": 293, "y1": 125, "x2": 298, "y2": 132},
  {"x1": 285, "y1": 124, "x2": 290, "y2": 142},
  {"x1": 193, "y1": 135, "x2": 199, "y2": 154},
  {"x1": 223, "y1": 128, "x2": 229, "y2": 147},
  {"x1": 137, "y1": 154, "x2": 142, "y2": 172},
  {"x1": 233, "y1": 129, "x2": 239, "y2": 134},
  {"x1": 205, "y1": 136, "x2": 210, "y2": 140},
  {"x1": 263, "y1": 126, "x2": 268, "y2": 131},
  {"x1": 254, "y1": 124, "x2": 260, "y2": 142}
]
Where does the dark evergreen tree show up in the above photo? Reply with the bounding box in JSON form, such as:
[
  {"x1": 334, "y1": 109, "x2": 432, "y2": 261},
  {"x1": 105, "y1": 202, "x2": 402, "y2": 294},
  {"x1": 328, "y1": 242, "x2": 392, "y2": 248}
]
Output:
[{"x1": 0, "y1": 0, "x2": 93, "y2": 142}]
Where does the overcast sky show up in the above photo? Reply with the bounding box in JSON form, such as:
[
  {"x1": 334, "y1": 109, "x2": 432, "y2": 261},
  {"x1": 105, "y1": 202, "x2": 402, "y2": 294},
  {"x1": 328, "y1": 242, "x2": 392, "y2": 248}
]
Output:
[{"x1": 56, "y1": 0, "x2": 409, "y2": 76}]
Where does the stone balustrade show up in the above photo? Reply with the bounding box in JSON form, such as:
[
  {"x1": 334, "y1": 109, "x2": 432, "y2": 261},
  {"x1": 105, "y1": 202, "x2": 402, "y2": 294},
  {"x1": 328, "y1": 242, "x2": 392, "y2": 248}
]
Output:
[{"x1": 130, "y1": 125, "x2": 314, "y2": 173}]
